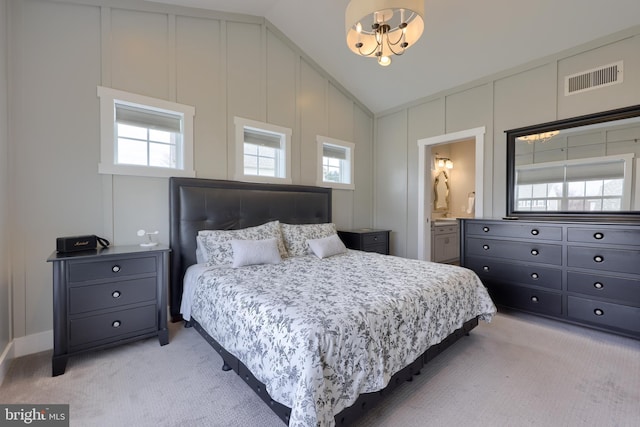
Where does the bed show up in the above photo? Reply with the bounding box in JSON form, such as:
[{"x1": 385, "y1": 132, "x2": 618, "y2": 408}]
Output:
[{"x1": 169, "y1": 177, "x2": 496, "y2": 427}]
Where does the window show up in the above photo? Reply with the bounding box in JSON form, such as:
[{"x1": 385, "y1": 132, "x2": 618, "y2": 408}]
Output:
[
  {"x1": 316, "y1": 136, "x2": 355, "y2": 190},
  {"x1": 515, "y1": 154, "x2": 633, "y2": 212},
  {"x1": 98, "y1": 86, "x2": 195, "y2": 178},
  {"x1": 234, "y1": 117, "x2": 291, "y2": 184}
]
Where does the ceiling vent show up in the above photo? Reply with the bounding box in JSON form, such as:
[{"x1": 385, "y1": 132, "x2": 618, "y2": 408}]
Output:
[{"x1": 564, "y1": 61, "x2": 623, "y2": 96}]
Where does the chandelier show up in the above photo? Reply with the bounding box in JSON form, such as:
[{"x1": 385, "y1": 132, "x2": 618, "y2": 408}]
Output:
[
  {"x1": 346, "y1": 0, "x2": 425, "y2": 67},
  {"x1": 517, "y1": 131, "x2": 560, "y2": 144}
]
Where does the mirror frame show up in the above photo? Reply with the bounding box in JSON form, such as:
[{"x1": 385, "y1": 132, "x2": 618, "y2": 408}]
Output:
[{"x1": 506, "y1": 104, "x2": 640, "y2": 220}]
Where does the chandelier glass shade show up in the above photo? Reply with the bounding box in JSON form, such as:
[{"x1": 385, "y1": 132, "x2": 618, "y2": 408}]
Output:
[
  {"x1": 346, "y1": 0, "x2": 425, "y2": 66},
  {"x1": 517, "y1": 130, "x2": 560, "y2": 144}
]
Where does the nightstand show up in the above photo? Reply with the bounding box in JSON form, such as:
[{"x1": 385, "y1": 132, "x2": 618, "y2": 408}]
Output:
[
  {"x1": 338, "y1": 229, "x2": 390, "y2": 255},
  {"x1": 47, "y1": 245, "x2": 170, "y2": 376}
]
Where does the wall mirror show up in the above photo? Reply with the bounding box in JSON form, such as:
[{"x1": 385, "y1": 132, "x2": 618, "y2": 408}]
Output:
[
  {"x1": 434, "y1": 170, "x2": 449, "y2": 211},
  {"x1": 506, "y1": 104, "x2": 640, "y2": 219}
]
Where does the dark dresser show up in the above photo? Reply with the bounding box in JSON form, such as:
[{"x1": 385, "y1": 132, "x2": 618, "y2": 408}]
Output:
[
  {"x1": 338, "y1": 229, "x2": 390, "y2": 255},
  {"x1": 47, "y1": 245, "x2": 170, "y2": 376},
  {"x1": 460, "y1": 219, "x2": 640, "y2": 339}
]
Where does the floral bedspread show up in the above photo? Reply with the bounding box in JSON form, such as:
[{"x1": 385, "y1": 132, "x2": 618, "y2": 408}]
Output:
[{"x1": 187, "y1": 250, "x2": 496, "y2": 427}]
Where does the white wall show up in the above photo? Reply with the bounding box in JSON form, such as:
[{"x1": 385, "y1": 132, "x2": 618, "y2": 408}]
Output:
[
  {"x1": 6, "y1": 0, "x2": 373, "y2": 345},
  {"x1": 0, "y1": 0, "x2": 11, "y2": 371},
  {"x1": 374, "y1": 26, "x2": 640, "y2": 259}
]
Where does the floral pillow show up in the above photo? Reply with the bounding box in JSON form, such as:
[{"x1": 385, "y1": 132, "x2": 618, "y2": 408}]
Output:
[
  {"x1": 197, "y1": 220, "x2": 286, "y2": 265},
  {"x1": 280, "y1": 222, "x2": 337, "y2": 257}
]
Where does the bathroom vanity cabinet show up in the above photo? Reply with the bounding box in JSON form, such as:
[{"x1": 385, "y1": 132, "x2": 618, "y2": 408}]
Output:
[{"x1": 431, "y1": 220, "x2": 459, "y2": 264}]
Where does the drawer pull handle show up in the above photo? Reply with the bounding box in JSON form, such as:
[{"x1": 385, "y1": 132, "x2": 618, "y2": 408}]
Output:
[
  {"x1": 593, "y1": 232, "x2": 604, "y2": 240},
  {"x1": 594, "y1": 255, "x2": 603, "y2": 263},
  {"x1": 593, "y1": 282, "x2": 604, "y2": 289},
  {"x1": 531, "y1": 296, "x2": 539, "y2": 303},
  {"x1": 112, "y1": 265, "x2": 121, "y2": 273},
  {"x1": 482, "y1": 245, "x2": 490, "y2": 250},
  {"x1": 482, "y1": 266, "x2": 490, "y2": 272},
  {"x1": 373, "y1": 236, "x2": 378, "y2": 241},
  {"x1": 531, "y1": 249, "x2": 539, "y2": 256},
  {"x1": 531, "y1": 229, "x2": 539, "y2": 236},
  {"x1": 482, "y1": 227, "x2": 490, "y2": 232},
  {"x1": 531, "y1": 273, "x2": 539, "y2": 279},
  {"x1": 594, "y1": 309, "x2": 604, "y2": 316},
  {"x1": 112, "y1": 320, "x2": 121, "y2": 328},
  {"x1": 112, "y1": 290, "x2": 121, "y2": 298}
]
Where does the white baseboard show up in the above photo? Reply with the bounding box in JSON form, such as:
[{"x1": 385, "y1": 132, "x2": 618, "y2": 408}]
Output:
[
  {"x1": 13, "y1": 329, "x2": 53, "y2": 358},
  {"x1": 0, "y1": 340, "x2": 15, "y2": 386}
]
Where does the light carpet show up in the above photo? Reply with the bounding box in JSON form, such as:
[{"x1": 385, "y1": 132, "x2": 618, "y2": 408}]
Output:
[{"x1": 1, "y1": 311, "x2": 638, "y2": 427}]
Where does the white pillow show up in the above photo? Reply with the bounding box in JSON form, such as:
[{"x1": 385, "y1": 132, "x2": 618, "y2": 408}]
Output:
[
  {"x1": 307, "y1": 234, "x2": 347, "y2": 259},
  {"x1": 231, "y1": 238, "x2": 282, "y2": 267},
  {"x1": 281, "y1": 223, "x2": 337, "y2": 257}
]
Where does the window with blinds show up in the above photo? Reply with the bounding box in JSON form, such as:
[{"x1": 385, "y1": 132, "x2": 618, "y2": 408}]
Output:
[
  {"x1": 234, "y1": 117, "x2": 292, "y2": 184},
  {"x1": 316, "y1": 136, "x2": 355, "y2": 190},
  {"x1": 97, "y1": 86, "x2": 195, "y2": 178},
  {"x1": 515, "y1": 155, "x2": 631, "y2": 212},
  {"x1": 115, "y1": 103, "x2": 182, "y2": 168}
]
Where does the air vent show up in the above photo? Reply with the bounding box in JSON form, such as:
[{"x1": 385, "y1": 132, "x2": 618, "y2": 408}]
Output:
[{"x1": 564, "y1": 61, "x2": 623, "y2": 96}]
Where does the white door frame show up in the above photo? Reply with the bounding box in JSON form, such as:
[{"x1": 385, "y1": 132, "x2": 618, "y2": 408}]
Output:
[{"x1": 417, "y1": 127, "x2": 486, "y2": 261}]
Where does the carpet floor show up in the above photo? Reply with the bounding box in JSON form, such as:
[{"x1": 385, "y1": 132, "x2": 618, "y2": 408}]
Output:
[{"x1": 1, "y1": 311, "x2": 638, "y2": 427}]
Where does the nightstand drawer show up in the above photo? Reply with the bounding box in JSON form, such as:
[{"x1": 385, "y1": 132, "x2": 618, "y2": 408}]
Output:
[
  {"x1": 363, "y1": 243, "x2": 388, "y2": 254},
  {"x1": 69, "y1": 277, "x2": 157, "y2": 315},
  {"x1": 567, "y1": 296, "x2": 640, "y2": 334},
  {"x1": 69, "y1": 256, "x2": 157, "y2": 283},
  {"x1": 362, "y1": 232, "x2": 388, "y2": 246},
  {"x1": 69, "y1": 304, "x2": 157, "y2": 349},
  {"x1": 338, "y1": 229, "x2": 391, "y2": 255}
]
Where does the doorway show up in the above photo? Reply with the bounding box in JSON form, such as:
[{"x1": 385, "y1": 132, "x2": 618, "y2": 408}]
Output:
[{"x1": 417, "y1": 127, "x2": 486, "y2": 261}]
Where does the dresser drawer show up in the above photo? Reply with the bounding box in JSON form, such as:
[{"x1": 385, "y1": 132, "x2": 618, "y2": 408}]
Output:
[
  {"x1": 466, "y1": 237, "x2": 562, "y2": 265},
  {"x1": 466, "y1": 256, "x2": 561, "y2": 290},
  {"x1": 69, "y1": 304, "x2": 157, "y2": 349},
  {"x1": 486, "y1": 282, "x2": 562, "y2": 316},
  {"x1": 567, "y1": 272, "x2": 640, "y2": 306},
  {"x1": 568, "y1": 227, "x2": 640, "y2": 247},
  {"x1": 567, "y1": 296, "x2": 640, "y2": 334},
  {"x1": 567, "y1": 246, "x2": 640, "y2": 275},
  {"x1": 69, "y1": 256, "x2": 157, "y2": 283},
  {"x1": 69, "y1": 277, "x2": 157, "y2": 315},
  {"x1": 466, "y1": 222, "x2": 562, "y2": 241}
]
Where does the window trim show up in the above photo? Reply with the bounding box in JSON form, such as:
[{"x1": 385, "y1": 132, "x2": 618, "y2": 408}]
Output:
[
  {"x1": 316, "y1": 136, "x2": 355, "y2": 190},
  {"x1": 234, "y1": 116, "x2": 292, "y2": 184},
  {"x1": 97, "y1": 86, "x2": 196, "y2": 178}
]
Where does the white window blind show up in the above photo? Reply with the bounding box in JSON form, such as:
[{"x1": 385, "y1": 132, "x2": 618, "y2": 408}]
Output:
[
  {"x1": 244, "y1": 128, "x2": 282, "y2": 149},
  {"x1": 115, "y1": 103, "x2": 182, "y2": 133},
  {"x1": 323, "y1": 144, "x2": 347, "y2": 160}
]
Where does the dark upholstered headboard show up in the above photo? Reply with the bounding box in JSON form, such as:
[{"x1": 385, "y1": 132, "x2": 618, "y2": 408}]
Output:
[{"x1": 169, "y1": 177, "x2": 332, "y2": 321}]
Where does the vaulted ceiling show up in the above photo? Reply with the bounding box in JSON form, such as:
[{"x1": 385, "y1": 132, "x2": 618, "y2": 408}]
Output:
[{"x1": 148, "y1": 0, "x2": 640, "y2": 114}]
